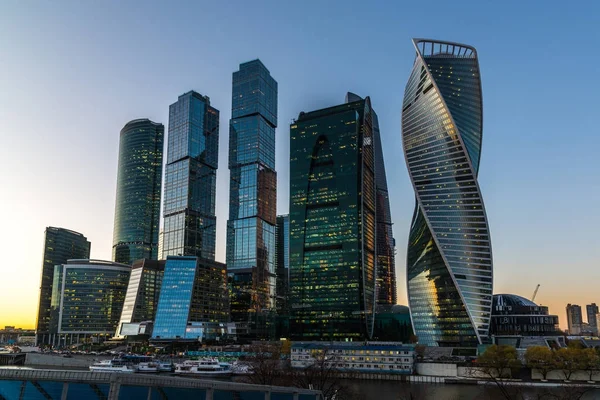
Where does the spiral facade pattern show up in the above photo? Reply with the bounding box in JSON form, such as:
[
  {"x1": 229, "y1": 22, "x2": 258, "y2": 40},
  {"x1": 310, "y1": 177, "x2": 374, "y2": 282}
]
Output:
[{"x1": 402, "y1": 39, "x2": 493, "y2": 347}]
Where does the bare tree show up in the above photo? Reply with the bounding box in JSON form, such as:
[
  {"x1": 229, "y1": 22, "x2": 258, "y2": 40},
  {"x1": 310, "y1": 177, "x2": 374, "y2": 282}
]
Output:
[
  {"x1": 238, "y1": 343, "x2": 289, "y2": 386},
  {"x1": 291, "y1": 348, "x2": 362, "y2": 400}
]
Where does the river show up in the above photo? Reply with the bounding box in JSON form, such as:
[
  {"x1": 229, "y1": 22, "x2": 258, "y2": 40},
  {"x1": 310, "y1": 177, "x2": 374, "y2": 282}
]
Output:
[
  {"x1": 347, "y1": 380, "x2": 600, "y2": 400},
  {"x1": 3, "y1": 364, "x2": 600, "y2": 399}
]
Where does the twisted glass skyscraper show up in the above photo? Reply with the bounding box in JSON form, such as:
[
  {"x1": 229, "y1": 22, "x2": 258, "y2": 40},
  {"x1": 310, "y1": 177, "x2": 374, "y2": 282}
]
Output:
[
  {"x1": 226, "y1": 60, "x2": 277, "y2": 338},
  {"x1": 112, "y1": 119, "x2": 164, "y2": 264},
  {"x1": 402, "y1": 39, "x2": 493, "y2": 347}
]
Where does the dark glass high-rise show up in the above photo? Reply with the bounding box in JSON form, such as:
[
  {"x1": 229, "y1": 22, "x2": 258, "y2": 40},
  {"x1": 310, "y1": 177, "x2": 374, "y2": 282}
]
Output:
[
  {"x1": 275, "y1": 214, "x2": 290, "y2": 338},
  {"x1": 35, "y1": 227, "x2": 90, "y2": 345},
  {"x1": 346, "y1": 92, "x2": 398, "y2": 306},
  {"x1": 162, "y1": 91, "x2": 219, "y2": 260},
  {"x1": 112, "y1": 119, "x2": 164, "y2": 264},
  {"x1": 289, "y1": 94, "x2": 377, "y2": 341},
  {"x1": 401, "y1": 39, "x2": 493, "y2": 347},
  {"x1": 226, "y1": 60, "x2": 277, "y2": 339}
]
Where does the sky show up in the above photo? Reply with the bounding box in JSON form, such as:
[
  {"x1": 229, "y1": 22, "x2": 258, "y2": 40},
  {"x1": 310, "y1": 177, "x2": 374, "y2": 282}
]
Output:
[{"x1": 0, "y1": 0, "x2": 599, "y2": 330}]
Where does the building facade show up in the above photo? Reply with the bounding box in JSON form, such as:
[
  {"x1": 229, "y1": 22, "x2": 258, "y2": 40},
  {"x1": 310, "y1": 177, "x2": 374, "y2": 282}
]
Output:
[
  {"x1": 289, "y1": 95, "x2": 377, "y2": 341},
  {"x1": 162, "y1": 91, "x2": 219, "y2": 260},
  {"x1": 291, "y1": 342, "x2": 415, "y2": 374},
  {"x1": 112, "y1": 119, "x2": 164, "y2": 264},
  {"x1": 490, "y1": 294, "x2": 559, "y2": 337},
  {"x1": 226, "y1": 60, "x2": 278, "y2": 339},
  {"x1": 48, "y1": 260, "x2": 130, "y2": 346},
  {"x1": 152, "y1": 256, "x2": 228, "y2": 342},
  {"x1": 587, "y1": 303, "x2": 598, "y2": 335},
  {"x1": 36, "y1": 227, "x2": 91, "y2": 345},
  {"x1": 401, "y1": 39, "x2": 493, "y2": 347},
  {"x1": 275, "y1": 214, "x2": 290, "y2": 315},
  {"x1": 116, "y1": 259, "x2": 165, "y2": 338},
  {"x1": 345, "y1": 92, "x2": 397, "y2": 307},
  {"x1": 567, "y1": 304, "x2": 583, "y2": 335},
  {"x1": 373, "y1": 305, "x2": 413, "y2": 343}
]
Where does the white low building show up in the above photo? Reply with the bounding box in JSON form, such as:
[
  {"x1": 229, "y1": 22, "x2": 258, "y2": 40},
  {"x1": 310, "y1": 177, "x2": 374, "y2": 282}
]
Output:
[{"x1": 291, "y1": 341, "x2": 415, "y2": 374}]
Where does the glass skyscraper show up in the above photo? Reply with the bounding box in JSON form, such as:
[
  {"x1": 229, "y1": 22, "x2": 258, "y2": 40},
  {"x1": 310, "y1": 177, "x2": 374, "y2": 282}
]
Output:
[
  {"x1": 289, "y1": 95, "x2": 377, "y2": 341},
  {"x1": 402, "y1": 39, "x2": 493, "y2": 347},
  {"x1": 226, "y1": 60, "x2": 277, "y2": 338},
  {"x1": 275, "y1": 214, "x2": 290, "y2": 315},
  {"x1": 152, "y1": 256, "x2": 228, "y2": 341},
  {"x1": 36, "y1": 227, "x2": 91, "y2": 345},
  {"x1": 275, "y1": 214, "x2": 290, "y2": 339},
  {"x1": 346, "y1": 92, "x2": 398, "y2": 306},
  {"x1": 162, "y1": 91, "x2": 219, "y2": 260},
  {"x1": 112, "y1": 119, "x2": 164, "y2": 264}
]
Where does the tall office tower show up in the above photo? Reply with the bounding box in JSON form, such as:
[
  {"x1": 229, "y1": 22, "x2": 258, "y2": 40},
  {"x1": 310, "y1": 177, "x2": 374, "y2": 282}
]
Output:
[
  {"x1": 275, "y1": 214, "x2": 290, "y2": 339},
  {"x1": 48, "y1": 259, "x2": 131, "y2": 347},
  {"x1": 587, "y1": 303, "x2": 599, "y2": 334},
  {"x1": 566, "y1": 304, "x2": 583, "y2": 335},
  {"x1": 401, "y1": 39, "x2": 493, "y2": 347},
  {"x1": 112, "y1": 119, "x2": 164, "y2": 264},
  {"x1": 162, "y1": 91, "x2": 219, "y2": 259},
  {"x1": 289, "y1": 95, "x2": 377, "y2": 341},
  {"x1": 116, "y1": 259, "x2": 165, "y2": 337},
  {"x1": 275, "y1": 215, "x2": 290, "y2": 315},
  {"x1": 346, "y1": 92, "x2": 397, "y2": 306},
  {"x1": 36, "y1": 227, "x2": 91, "y2": 345},
  {"x1": 226, "y1": 60, "x2": 277, "y2": 338},
  {"x1": 152, "y1": 256, "x2": 228, "y2": 341}
]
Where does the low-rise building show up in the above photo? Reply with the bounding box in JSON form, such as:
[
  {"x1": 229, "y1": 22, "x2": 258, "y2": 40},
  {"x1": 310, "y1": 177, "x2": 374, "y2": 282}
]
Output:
[
  {"x1": 291, "y1": 342, "x2": 415, "y2": 374},
  {"x1": 491, "y1": 294, "x2": 559, "y2": 336},
  {"x1": 48, "y1": 259, "x2": 131, "y2": 346}
]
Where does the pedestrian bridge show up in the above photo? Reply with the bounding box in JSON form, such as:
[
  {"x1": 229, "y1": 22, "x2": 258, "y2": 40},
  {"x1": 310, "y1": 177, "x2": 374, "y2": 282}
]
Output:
[{"x1": 0, "y1": 369, "x2": 322, "y2": 400}]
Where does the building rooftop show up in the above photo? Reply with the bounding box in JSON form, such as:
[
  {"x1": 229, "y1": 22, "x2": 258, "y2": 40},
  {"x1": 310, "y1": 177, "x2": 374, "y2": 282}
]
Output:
[{"x1": 493, "y1": 294, "x2": 539, "y2": 308}]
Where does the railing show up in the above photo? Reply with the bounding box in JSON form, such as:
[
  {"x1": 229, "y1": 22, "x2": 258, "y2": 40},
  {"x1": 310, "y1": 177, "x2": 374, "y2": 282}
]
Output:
[{"x1": 0, "y1": 369, "x2": 322, "y2": 395}]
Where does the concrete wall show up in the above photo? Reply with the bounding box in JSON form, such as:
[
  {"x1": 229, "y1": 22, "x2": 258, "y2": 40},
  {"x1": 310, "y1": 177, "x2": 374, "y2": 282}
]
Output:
[
  {"x1": 531, "y1": 369, "x2": 600, "y2": 382},
  {"x1": 415, "y1": 362, "x2": 457, "y2": 377},
  {"x1": 25, "y1": 353, "x2": 110, "y2": 368}
]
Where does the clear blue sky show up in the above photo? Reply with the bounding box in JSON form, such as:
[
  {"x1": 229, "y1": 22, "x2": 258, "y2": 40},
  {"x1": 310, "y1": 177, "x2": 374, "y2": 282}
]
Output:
[{"x1": 1, "y1": 0, "x2": 599, "y2": 328}]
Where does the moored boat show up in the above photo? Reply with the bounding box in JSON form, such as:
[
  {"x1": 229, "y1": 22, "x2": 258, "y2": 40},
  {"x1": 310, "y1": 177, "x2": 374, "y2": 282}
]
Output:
[
  {"x1": 136, "y1": 361, "x2": 159, "y2": 373},
  {"x1": 158, "y1": 362, "x2": 175, "y2": 372},
  {"x1": 89, "y1": 359, "x2": 135, "y2": 373},
  {"x1": 174, "y1": 358, "x2": 232, "y2": 377}
]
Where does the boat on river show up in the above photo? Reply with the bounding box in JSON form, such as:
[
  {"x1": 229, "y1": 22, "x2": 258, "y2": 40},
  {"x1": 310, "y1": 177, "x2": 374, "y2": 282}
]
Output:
[
  {"x1": 89, "y1": 359, "x2": 135, "y2": 373},
  {"x1": 174, "y1": 358, "x2": 232, "y2": 377}
]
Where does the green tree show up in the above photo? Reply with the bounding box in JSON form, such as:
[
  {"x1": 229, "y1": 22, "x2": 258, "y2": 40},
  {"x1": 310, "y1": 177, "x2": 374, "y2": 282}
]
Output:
[
  {"x1": 580, "y1": 347, "x2": 600, "y2": 382},
  {"x1": 477, "y1": 345, "x2": 521, "y2": 379},
  {"x1": 525, "y1": 346, "x2": 554, "y2": 381},
  {"x1": 475, "y1": 345, "x2": 522, "y2": 400},
  {"x1": 554, "y1": 347, "x2": 582, "y2": 381}
]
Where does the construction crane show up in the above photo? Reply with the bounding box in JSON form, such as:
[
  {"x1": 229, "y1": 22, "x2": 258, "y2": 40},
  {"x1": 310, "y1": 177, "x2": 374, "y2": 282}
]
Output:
[{"x1": 531, "y1": 284, "x2": 541, "y2": 303}]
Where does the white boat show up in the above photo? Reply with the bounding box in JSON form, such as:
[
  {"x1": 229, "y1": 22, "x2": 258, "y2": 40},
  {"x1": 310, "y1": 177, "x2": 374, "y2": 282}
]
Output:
[
  {"x1": 174, "y1": 358, "x2": 232, "y2": 377},
  {"x1": 158, "y1": 362, "x2": 174, "y2": 372},
  {"x1": 89, "y1": 359, "x2": 135, "y2": 373},
  {"x1": 136, "y1": 362, "x2": 159, "y2": 373},
  {"x1": 230, "y1": 361, "x2": 252, "y2": 375}
]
